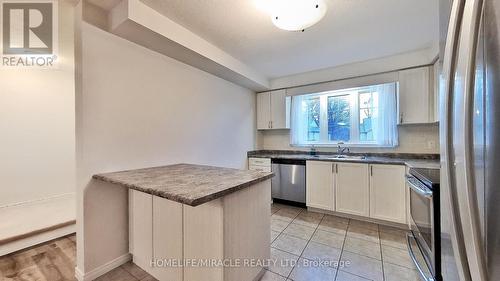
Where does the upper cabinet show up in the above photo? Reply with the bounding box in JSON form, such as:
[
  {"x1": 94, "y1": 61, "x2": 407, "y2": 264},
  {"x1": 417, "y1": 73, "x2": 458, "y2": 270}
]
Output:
[
  {"x1": 257, "y1": 90, "x2": 290, "y2": 130},
  {"x1": 257, "y1": 92, "x2": 271, "y2": 130},
  {"x1": 398, "y1": 66, "x2": 437, "y2": 124},
  {"x1": 432, "y1": 61, "x2": 442, "y2": 123}
]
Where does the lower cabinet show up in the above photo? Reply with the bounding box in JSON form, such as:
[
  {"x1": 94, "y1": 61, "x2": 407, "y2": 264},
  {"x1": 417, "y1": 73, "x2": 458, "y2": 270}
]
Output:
[
  {"x1": 129, "y1": 182, "x2": 271, "y2": 281},
  {"x1": 129, "y1": 189, "x2": 153, "y2": 270},
  {"x1": 305, "y1": 161, "x2": 407, "y2": 224},
  {"x1": 369, "y1": 164, "x2": 407, "y2": 224},
  {"x1": 335, "y1": 163, "x2": 370, "y2": 217},
  {"x1": 129, "y1": 190, "x2": 183, "y2": 280},
  {"x1": 248, "y1": 157, "x2": 271, "y2": 172},
  {"x1": 306, "y1": 161, "x2": 334, "y2": 211},
  {"x1": 152, "y1": 196, "x2": 183, "y2": 280}
]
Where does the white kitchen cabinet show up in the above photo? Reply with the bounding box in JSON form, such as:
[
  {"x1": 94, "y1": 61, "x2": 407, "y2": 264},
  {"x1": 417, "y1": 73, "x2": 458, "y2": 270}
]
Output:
[
  {"x1": 335, "y1": 163, "x2": 370, "y2": 217},
  {"x1": 257, "y1": 92, "x2": 271, "y2": 130},
  {"x1": 257, "y1": 90, "x2": 290, "y2": 130},
  {"x1": 432, "y1": 61, "x2": 442, "y2": 122},
  {"x1": 369, "y1": 164, "x2": 407, "y2": 224},
  {"x1": 306, "y1": 161, "x2": 335, "y2": 211},
  {"x1": 248, "y1": 157, "x2": 271, "y2": 172},
  {"x1": 271, "y1": 89, "x2": 290, "y2": 129},
  {"x1": 129, "y1": 190, "x2": 153, "y2": 270},
  {"x1": 152, "y1": 196, "x2": 183, "y2": 280},
  {"x1": 398, "y1": 66, "x2": 435, "y2": 124}
]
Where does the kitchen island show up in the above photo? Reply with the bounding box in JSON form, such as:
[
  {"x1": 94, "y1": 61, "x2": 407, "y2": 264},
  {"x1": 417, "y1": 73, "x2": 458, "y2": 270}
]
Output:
[{"x1": 81, "y1": 164, "x2": 273, "y2": 281}]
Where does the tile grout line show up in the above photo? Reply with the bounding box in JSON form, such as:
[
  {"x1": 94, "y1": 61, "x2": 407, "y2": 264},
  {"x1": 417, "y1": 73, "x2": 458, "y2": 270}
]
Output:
[
  {"x1": 283, "y1": 208, "x2": 307, "y2": 280},
  {"x1": 272, "y1": 206, "x2": 409, "y2": 281},
  {"x1": 274, "y1": 208, "x2": 327, "y2": 280},
  {"x1": 379, "y1": 229, "x2": 420, "y2": 272},
  {"x1": 270, "y1": 204, "x2": 290, "y2": 279},
  {"x1": 335, "y1": 217, "x2": 351, "y2": 281},
  {"x1": 341, "y1": 233, "x2": 385, "y2": 261},
  {"x1": 378, "y1": 225, "x2": 386, "y2": 281},
  {"x1": 281, "y1": 212, "x2": 351, "y2": 280},
  {"x1": 270, "y1": 206, "x2": 303, "y2": 280}
]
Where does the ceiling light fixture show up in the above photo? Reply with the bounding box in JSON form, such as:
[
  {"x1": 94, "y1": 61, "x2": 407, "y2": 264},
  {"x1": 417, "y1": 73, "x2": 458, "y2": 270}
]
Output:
[{"x1": 255, "y1": 0, "x2": 328, "y2": 32}]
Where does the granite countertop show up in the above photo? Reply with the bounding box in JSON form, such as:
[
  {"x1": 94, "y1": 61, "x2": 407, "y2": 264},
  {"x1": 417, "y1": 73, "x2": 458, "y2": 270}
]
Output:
[
  {"x1": 248, "y1": 150, "x2": 440, "y2": 169},
  {"x1": 93, "y1": 164, "x2": 274, "y2": 207}
]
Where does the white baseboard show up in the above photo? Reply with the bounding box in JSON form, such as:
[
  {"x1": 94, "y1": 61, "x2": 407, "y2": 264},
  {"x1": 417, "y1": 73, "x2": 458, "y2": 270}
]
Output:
[
  {"x1": 0, "y1": 193, "x2": 75, "y2": 209},
  {"x1": 75, "y1": 253, "x2": 132, "y2": 281},
  {"x1": 0, "y1": 224, "x2": 76, "y2": 256}
]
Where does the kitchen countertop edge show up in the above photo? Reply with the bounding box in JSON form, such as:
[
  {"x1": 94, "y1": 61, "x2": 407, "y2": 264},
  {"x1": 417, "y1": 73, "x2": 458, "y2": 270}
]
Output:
[
  {"x1": 92, "y1": 165, "x2": 274, "y2": 207},
  {"x1": 248, "y1": 151, "x2": 440, "y2": 169}
]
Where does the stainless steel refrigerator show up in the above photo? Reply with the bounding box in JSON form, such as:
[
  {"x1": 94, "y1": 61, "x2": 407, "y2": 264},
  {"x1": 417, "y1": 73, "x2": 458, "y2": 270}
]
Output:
[{"x1": 440, "y1": 0, "x2": 500, "y2": 280}]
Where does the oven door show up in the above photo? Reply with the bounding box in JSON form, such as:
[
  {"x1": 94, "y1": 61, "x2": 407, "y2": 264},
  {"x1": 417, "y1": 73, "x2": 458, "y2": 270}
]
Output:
[{"x1": 406, "y1": 175, "x2": 436, "y2": 279}]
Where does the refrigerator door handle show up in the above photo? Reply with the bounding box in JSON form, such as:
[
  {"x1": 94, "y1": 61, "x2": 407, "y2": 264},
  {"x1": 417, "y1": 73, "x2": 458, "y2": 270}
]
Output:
[
  {"x1": 441, "y1": 0, "x2": 472, "y2": 280},
  {"x1": 455, "y1": 0, "x2": 488, "y2": 280}
]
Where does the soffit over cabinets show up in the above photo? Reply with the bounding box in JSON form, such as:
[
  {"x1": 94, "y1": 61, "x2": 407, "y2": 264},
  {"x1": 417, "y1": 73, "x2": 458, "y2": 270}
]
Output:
[{"x1": 82, "y1": 0, "x2": 439, "y2": 91}]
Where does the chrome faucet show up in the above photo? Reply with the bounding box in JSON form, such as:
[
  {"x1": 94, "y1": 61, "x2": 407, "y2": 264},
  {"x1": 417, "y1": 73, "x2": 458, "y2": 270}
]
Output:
[
  {"x1": 337, "y1": 142, "x2": 350, "y2": 154},
  {"x1": 310, "y1": 145, "x2": 317, "y2": 156}
]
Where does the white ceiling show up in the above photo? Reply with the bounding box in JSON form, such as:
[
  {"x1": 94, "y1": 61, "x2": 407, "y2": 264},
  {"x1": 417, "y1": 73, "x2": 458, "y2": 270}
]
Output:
[
  {"x1": 87, "y1": 0, "x2": 438, "y2": 80},
  {"x1": 139, "y1": 0, "x2": 439, "y2": 79}
]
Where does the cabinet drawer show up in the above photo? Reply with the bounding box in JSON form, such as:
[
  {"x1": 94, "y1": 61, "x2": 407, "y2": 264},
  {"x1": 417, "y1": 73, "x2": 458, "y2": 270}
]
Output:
[
  {"x1": 249, "y1": 165, "x2": 271, "y2": 173},
  {"x1": 248, "y1": 158, "x2": 271, "y2": 167}
]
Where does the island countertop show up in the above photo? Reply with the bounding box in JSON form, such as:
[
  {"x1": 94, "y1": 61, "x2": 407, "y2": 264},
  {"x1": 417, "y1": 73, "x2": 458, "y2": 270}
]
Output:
[{"x1": 93, "y1": 164, "x2": 274, "y2": 206}]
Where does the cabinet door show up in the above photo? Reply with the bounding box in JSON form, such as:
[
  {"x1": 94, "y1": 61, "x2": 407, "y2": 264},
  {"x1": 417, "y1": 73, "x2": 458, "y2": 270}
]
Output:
[
  {"x1": 369, "y1": 164, "x2": 406, "y2": 223},
  {"x1": 306, "y1": 161, "x2": 334, "y2": 211},
  {"x1": 270, "y1": 89, "x2": 290, "y2": 129},
  {"x1": 335, "y1": 163, "x2": 370, "y2": 217},
  {"x1": 257, "y1": 92, "x2": 271, "y2": 130},
  {"x1": 129, "y1": 190, "x2": 153, "y2": 269},
  {"x1": 398, "y1": 66, "x2": 432, "y2": 124},
  {"x1": 152, "y1": 196, "x2": 183, "y2": 280}
]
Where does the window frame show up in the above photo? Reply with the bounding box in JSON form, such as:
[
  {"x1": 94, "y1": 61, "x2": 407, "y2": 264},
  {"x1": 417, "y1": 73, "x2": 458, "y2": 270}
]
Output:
[{"x1": 292, "y1": 87, "x2": 383, "y2": 147}]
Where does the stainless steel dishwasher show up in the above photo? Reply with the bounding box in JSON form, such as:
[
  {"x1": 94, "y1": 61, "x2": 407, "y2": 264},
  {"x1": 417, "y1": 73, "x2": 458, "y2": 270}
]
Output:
[{"x1": 271, "y1": 159, "x2": 306, "y2": 205}]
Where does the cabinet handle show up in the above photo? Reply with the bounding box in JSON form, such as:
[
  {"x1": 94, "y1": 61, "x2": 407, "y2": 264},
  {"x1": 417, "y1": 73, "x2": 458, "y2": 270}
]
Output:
[
  {"x1": 268, "y1": 121, "x2": 271, "y2": 129},
  {"x1": 400, "y1": 113, "x2": 404, "y2": 124},
  {"x1": 336, "y1": 164, "x2": 338, "y2": 173},
  {"x1": 370, "y1": 166, "x2": 373, "y2": 176},
  {"x1": 271, "y1": 121, "x2": 273, "y2": 128},
  {"x1": 332, "y1": 164, "x2": 334, "y2": 173}
]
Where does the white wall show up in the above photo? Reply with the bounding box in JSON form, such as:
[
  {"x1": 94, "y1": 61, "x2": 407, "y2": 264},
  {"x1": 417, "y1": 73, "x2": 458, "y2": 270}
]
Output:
[
  {"x1": 263, "y1": 48, "x2": 441, "y2": 155},
  {"x1": 0, "y1": 1, "x2": 75, "y2": 207},
  {"x1": 270, "y1": 47, "x2": 438, "y2": 90},
  {"x1": 76, "y1": 22, "x2": 256, "y2": 273},
  {"x1": 257, "y1": 124, "x2": 440, "y2": 154}
]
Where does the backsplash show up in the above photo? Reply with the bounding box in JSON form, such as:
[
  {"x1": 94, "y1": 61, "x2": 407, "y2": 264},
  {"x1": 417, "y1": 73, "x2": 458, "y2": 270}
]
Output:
[{"x1": 257, "y1": 123, "x2": 440, "y2": 154}]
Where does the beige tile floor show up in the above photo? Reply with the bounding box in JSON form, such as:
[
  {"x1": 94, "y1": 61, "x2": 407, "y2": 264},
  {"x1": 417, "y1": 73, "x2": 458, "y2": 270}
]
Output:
[{"x1": 262, "y1": 203, "x2": 421, "y2": 281}]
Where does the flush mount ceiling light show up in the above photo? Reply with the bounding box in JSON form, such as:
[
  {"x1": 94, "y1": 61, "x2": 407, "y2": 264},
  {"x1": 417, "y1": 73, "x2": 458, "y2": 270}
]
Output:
[{"x1": 255, "y1": 0, "x2": 328, "y2": 32}]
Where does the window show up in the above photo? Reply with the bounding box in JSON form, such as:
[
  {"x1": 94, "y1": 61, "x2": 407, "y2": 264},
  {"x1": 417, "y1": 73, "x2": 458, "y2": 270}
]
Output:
[
  {"x1": 290, "y1": 83, "x2": 398, "y2": 147},
  {"x1": 305, "y1": 97, "x2": 320, "y2": 141}
]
